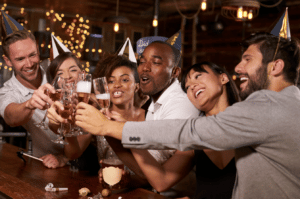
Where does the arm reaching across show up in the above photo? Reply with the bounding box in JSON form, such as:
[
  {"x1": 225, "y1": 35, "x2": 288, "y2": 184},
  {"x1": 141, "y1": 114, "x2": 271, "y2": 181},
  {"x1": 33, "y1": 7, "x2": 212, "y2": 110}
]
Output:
[{"x1": 75, "y1": 102, "x2": 124, "y2": 140}]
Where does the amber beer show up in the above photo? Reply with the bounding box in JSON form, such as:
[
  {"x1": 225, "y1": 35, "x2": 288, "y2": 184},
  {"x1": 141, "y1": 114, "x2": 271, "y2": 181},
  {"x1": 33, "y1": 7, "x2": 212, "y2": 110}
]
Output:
[
  {"x1": 102, "y1": 158, "x2": 128, "y2": 190},
  {"x1": 76, "y1": 81, "x2": 92, "y2": 103},
  {"x1": 96, "y1": 93, "x2": 110, "y2": 109}
]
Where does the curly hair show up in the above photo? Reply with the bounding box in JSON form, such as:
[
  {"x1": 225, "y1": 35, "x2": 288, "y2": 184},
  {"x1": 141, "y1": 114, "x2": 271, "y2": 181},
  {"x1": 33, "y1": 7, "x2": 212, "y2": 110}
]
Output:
[{"x1": 93, "y1": 53, "x2": 139, "y2": 83}]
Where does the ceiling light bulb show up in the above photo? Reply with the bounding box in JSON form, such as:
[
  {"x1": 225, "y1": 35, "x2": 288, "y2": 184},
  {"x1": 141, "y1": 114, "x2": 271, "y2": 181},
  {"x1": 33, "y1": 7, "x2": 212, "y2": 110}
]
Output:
[
  {"x1": 237, "y1": 7, "x2": 243, "y2": 19},
  {"x1": 114, "y1": 23, "x2": 119, "y2": 32},
  {"x1": 152, "y1": 18, "x2": 158, "y2": 27},
  {"x1": 243, "y1": 10, "x2": 248, "y2": 18},
  {"x1": 248, "y1": 10, "x2": 253, "y2": 20},
  {"x1": 201, "y1": 0, "x2": 207, "y2": 11}
]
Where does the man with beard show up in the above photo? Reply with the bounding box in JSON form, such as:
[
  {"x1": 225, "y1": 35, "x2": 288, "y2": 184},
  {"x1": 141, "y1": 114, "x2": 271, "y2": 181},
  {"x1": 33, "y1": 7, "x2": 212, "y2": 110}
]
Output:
[
  {"x1": 0, "y1": 13, "x2": 68, "y2": 168},
  {"x1": 76, "y1": 32, "x2": 300, "y2": 198}
]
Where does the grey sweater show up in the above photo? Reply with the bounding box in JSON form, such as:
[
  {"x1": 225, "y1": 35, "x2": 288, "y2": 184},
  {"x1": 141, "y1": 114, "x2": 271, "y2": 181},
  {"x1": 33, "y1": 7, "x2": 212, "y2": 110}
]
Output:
[{"x1": 122, "y1": 86, "x2": 300, "y2": 199}]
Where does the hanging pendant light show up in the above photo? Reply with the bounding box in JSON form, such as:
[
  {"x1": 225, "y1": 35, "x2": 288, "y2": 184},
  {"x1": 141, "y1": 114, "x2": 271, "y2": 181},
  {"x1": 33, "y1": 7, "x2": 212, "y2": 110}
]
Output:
[
  {"x1": 221, "y1": 0, "x2": 260, "y2": 21},
  {"x1": 103, "y1": 0, "x2": 130, "y2": 32}
]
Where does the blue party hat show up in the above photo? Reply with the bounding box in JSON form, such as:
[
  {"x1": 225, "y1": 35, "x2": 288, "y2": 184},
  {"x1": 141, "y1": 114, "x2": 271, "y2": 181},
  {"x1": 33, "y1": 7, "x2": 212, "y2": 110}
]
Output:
[
  {"x1": 1, "y1": 11, "x2": 24, "y2": 38},
  {"x1": 166, "y1": 30, "x2": 181, "y2": 53},
  {"x1": 270, "y1": 7, "x2": 291, "y2": 41},
  {"x1": 136, "y1": 36, "x2": 168, "y2": 56}
]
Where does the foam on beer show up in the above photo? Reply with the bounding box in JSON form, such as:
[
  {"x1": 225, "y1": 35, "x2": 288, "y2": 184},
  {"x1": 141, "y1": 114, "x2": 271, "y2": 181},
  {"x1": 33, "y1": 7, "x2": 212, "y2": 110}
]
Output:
[
  {"x1": 96, "y1": 93, "x2": 110, "y2": 100},
  {"x1": 77, "y1": 81, "x2": 92, "y2": 93}
]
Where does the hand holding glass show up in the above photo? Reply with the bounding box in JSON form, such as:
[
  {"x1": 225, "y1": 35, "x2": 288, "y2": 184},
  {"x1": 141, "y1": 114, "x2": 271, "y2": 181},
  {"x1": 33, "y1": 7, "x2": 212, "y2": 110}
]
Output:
[
  {"x1": 93, "y1": 77, "x2": 110, "y2": 110},
  {"x1": 35, "y1": 76, "x2": 64, "y2": 129}
]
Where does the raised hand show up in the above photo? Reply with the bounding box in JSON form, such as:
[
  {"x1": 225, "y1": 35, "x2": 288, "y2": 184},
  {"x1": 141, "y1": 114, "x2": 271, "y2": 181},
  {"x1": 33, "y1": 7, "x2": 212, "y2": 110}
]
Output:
[
  {"x1": 75, "y1": 102, "x2": 110, "y2": 136},
  {"x1": 47, "y1": 101, "x2": 67, "y2": 133},
  {"x1": 26, "y1": 83, "x2": 55, "y2": 110}
]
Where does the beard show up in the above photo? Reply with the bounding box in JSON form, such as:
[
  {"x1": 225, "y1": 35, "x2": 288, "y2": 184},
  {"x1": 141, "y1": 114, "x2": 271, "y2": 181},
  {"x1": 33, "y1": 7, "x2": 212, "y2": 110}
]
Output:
[{"x1": 240, "y1": 64, "x2": 270, "y2": 100}]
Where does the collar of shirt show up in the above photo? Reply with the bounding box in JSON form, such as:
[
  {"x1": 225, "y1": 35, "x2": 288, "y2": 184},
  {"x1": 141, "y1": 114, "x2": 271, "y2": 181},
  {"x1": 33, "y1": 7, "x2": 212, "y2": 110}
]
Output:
[
  {"x1": 148, "y1": 79, "x2": 180, "y2": 114},
  {"x1": 10, "y1": 66, "x2": 47, "y2": 97}
]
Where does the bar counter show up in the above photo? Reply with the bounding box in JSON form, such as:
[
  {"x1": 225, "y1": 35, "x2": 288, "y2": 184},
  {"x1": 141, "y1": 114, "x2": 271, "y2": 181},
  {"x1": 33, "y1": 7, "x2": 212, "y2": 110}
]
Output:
[{"x1": 0, "y1": 143, "x2": 168, "y2": 199}]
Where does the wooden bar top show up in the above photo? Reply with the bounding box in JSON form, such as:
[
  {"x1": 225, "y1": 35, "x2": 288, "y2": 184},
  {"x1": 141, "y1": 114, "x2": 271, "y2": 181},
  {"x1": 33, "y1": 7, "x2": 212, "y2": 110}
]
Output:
[{"x1": 0, "y1": 143, "x2": 168, "y2": 199}]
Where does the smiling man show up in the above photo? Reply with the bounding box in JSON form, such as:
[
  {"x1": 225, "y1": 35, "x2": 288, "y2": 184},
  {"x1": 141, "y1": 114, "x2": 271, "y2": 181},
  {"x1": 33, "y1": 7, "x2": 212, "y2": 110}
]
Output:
[
  {"x1": 76, "y1": 32, "x2": 300, "y2": 198},
  {"x1": 0, "y1": 14, "x2": 68, "y2": 168}
]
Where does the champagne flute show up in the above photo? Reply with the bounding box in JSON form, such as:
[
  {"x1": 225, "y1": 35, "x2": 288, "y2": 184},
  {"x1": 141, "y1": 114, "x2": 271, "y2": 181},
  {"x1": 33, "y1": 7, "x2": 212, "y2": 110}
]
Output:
[
  {"x1": 64, "y1": 82, "x2": 81, "y2": 137},
  {"x1": 35, "y1": 76, "x2": 64, "y2": 129},
  {"x1": 51, "y1": 85, "x2": 73, "y2": 145},
  {"x1": 73, "y1": 73, "x2": 92, "y2": 135},
  {"x1": 93, "y1": 77, "x2": 110, "y2": 111},
  {"x1": 76, "y1": 73, "x2": 92, "y2": 103}
]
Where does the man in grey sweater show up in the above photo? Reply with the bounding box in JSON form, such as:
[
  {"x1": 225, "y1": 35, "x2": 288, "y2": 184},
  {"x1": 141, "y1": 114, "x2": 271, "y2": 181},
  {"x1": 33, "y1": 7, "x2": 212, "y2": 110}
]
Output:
[{"x1": 76, "y1": 33, "x2": 300, "y2": 198}]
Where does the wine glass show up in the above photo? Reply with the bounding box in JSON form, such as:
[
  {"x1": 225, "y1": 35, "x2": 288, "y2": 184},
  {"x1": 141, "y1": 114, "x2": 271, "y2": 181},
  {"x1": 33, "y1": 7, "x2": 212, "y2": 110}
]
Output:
[
  {"x1": 93, "y1": 77, "x2": 110, "y2": 111},
  {"x1": 35, "y1": 76, "x2": 64, "y2": 129}
]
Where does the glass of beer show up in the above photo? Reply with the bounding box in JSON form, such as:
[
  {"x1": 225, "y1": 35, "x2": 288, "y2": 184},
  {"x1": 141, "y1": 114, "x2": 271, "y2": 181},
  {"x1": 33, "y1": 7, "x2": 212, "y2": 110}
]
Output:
[
  {"x1": 93, "y1": 77, "x2": 110, "y2": 111},
  {"x1": 102, "y1": 146, "x2": 129, "y2": 191},
  {"x1": 35, "y1": 76, "x2": 64, "y2": 129}
]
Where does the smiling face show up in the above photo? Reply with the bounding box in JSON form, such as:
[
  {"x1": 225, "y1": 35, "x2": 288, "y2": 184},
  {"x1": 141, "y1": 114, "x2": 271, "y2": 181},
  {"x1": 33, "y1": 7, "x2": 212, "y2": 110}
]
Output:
[
  {"x1": 108, "y1": 66, "x2": 138, "y2": 106},
  {"x1": 185, "y1": 65, "x2": 228, "y2": 114},
  {"x1": 4, "y1": 38, "x2": 40, "y2": 87},
  {"x1": 56, "y1": 57, "x2": 82, "y2": 83},
  {"x1": 138, "y1": 42, "x2": 175, "y2": 101},
  {"x1": 235, "y1": 44, "x2": 269, "y2": 100}
]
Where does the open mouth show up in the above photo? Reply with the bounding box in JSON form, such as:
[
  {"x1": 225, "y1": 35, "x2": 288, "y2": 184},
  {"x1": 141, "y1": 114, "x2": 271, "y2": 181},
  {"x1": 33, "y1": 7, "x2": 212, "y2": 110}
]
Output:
[
  {"x1": 195, "y1": 89, "x2": 204, "y2": 98},
  {"x1": 140, "y1": 75, "x2": 151, "y2": 84},
  {"x1": 113, "y1": 91, "x2": 123, "y2": 97},
  {"x1": 239, "y1": 76, "x2": 249, "y2": 90},
  {"x1": 240, "y1": 77, "x2": 248, "y2": 82}
]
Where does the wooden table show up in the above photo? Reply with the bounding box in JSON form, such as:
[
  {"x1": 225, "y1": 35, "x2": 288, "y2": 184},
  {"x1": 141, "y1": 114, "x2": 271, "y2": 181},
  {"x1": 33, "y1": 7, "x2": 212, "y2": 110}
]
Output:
[{"x1": 0, "y1": 143, "x2": 168, "y2": 199}]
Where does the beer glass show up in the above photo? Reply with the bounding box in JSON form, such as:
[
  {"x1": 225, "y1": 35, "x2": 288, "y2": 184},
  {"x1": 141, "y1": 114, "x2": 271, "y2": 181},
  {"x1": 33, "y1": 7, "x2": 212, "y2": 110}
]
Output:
[
  {"x1": 102, "y1": 145, "x2": 129, "y2": 190},
  {"x1": 35, "y1": 76, "x2": 64, "y2": 129},
  {"x1": 93, "y1": 77, "x2": 110, "y2": 111}
]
